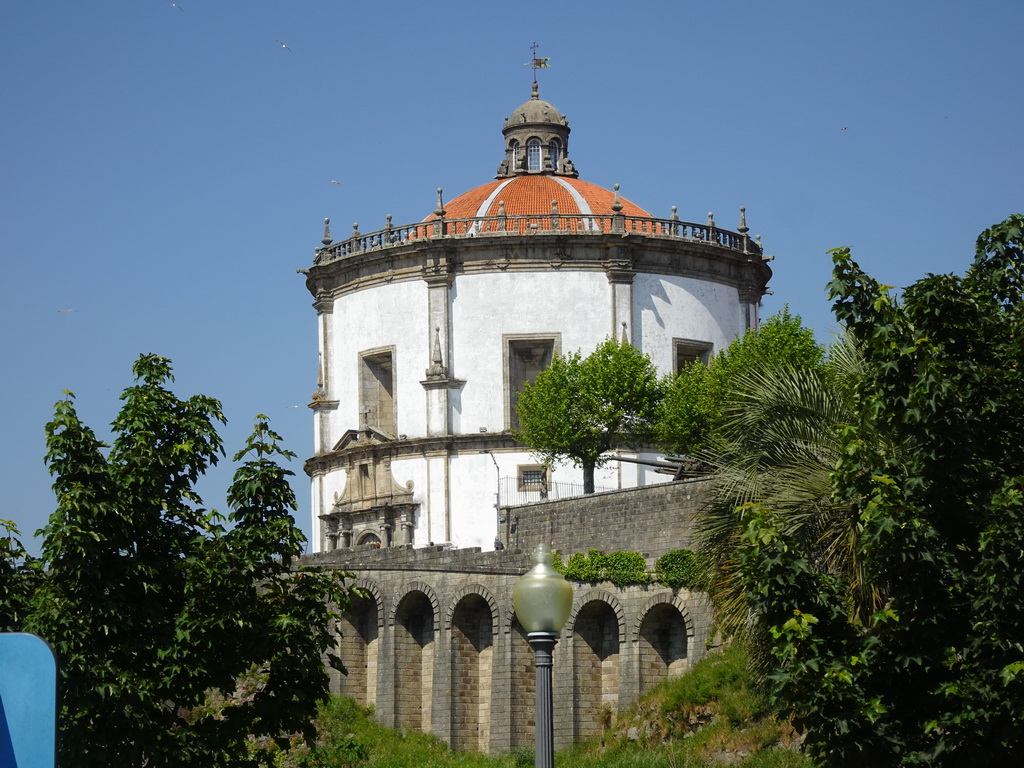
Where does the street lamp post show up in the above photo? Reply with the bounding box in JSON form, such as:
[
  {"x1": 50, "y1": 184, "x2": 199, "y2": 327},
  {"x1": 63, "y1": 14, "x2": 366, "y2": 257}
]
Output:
[
  {"x1": 482, "y1": 449, "x2": 502, "y2": 542},
  {"x1": 513, "y1": 543, "x2": 574, "y2": 768}
]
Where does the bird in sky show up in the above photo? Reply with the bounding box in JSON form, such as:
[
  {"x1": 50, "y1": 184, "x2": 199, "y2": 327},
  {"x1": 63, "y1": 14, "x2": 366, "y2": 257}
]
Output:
[
  {"x1": 165, "y1": 0, "x2": 183, "y2": 10},
  {"x1": 57, "y1": 309, "x2": 77, "y2": 313},
  {"x1": 276, "y1": 40, "x2": 292, "y2": 52},
  {"x1": 331, "y1": 180, "x2": 341, "y2": 185}
]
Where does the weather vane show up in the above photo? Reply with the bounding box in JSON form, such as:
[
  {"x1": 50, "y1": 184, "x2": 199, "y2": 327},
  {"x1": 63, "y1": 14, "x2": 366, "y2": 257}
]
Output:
[{"x1": 525, "y1": 42, "x2": 550, "y2": 91}]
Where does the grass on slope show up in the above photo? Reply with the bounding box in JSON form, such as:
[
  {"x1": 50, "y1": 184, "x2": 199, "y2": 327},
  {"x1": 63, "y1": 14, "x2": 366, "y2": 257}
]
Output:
[{"x1": 300, "y1": 644, "x2": 812, "y2": 768}]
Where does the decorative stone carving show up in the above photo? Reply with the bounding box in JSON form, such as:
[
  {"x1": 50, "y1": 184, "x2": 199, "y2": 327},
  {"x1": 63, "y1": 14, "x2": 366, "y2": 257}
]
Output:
[
  {"x1": 424, "y1": 327, "x2": 447, "y2": 380},
  {"x1": 321, "y1": 428, "x2": 417, "y2": 551},
  {"x1": 422, "y1": 249, "x2": 454, "y2": 286}
]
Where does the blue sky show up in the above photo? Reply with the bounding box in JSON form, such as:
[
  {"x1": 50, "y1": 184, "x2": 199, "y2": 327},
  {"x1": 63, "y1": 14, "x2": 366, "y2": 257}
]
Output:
[{"x1": 2, "y1": 0, "x2": 1021, "y2": 555}]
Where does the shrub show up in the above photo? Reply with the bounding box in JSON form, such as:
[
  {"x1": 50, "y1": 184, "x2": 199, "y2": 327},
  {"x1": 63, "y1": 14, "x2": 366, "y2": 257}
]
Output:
[
  {"x1": 655, "y1": 549, "x2": 704, "y2": 589},
  {"x1": 557, "y1": 550, "x2": 652, "y2": 587}
]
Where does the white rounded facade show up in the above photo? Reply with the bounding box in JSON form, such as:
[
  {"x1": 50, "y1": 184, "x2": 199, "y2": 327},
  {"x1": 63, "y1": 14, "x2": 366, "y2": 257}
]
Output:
[{"x1": 301, "y1": 86, "x2": 772, "y2": 553}]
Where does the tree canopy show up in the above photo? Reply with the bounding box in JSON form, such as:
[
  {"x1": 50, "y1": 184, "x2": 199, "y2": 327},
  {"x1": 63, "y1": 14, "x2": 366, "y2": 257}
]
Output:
[
  {"x1": 3, "y1": 354, "x2": 356, "y2": 768},
  {"x1": 514, "y1": 337, "x2": 663, "y2": 493},
  {"x1": 656, "y1": 307, "x2": 824, "y2": 459},
  {"x1": 729, "y1": 215, "x2": 1024, "y2": 765}
]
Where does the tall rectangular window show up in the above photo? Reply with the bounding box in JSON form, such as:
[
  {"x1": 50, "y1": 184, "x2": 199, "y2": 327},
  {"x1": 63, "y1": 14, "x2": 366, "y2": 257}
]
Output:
[
  {"x1": 527, "y1": 139, "x2": 542, "y2": 172},
  {"x1": 505, "y1": 334, "x2": 558, "y2": 430},
  {"x1": 360, "y1": 348, "x2": 396, "y2": 435}
]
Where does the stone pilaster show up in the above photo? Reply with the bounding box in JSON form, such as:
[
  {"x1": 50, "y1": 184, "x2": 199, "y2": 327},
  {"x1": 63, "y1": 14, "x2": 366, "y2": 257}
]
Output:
[{"x1": 605, "y1": 253, "x2": 635, "y2": 343}]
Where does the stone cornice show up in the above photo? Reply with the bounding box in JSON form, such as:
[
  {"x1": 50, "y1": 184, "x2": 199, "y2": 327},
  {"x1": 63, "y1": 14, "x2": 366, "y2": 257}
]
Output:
[
  {"x1": 304, "y1": 432, "x2": 522, "y2": 478},
  {"x1": 604, "y1": 257, "x2": 636, "y2": 284},
  {"x1": 419, "y1": 376, "x2": 466, "y2": 390},
  {"x1": 309, "y1": 399, "x2": 340, "y2": 411},
  {"x1": 304, "y1": 231, "x2": 771, "y2": 304}
]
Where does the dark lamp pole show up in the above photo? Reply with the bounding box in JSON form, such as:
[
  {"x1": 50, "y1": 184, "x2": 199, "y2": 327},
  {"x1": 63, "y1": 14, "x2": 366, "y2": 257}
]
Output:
[{"x1": 513, "y1": 543, "x2": 574, "y2": 768}]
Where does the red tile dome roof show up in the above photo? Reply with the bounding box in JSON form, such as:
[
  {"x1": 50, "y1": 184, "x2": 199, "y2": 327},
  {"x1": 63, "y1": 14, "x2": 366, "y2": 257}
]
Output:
[{"x1": 430, "y1": 176, "x2": 653, "y2": 220}]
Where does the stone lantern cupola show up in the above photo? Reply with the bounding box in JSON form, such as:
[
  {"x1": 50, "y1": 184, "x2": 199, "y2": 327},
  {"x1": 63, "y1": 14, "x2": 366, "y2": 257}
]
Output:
[{"x1": 496, "y1": 82, "x2": 577, "y2": 178}]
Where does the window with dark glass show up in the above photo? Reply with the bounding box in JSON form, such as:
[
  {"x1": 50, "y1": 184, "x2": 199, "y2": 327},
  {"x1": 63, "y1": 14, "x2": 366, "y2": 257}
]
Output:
[
  {"x1": 549, "y1": 139, "x2": 561, "y2": 169},
  {"x1": 506, "y1": 336, "x2": 557, "y2": 429},
  {"x1": 518, "y1": 465, "x2": 550, "y2": 493},
  {"x1": 673, "y1": 339, "x2": 713, "y2": 374},
  {"x1": 360, "y1": 349, "x2": 396, "y2": 435}
]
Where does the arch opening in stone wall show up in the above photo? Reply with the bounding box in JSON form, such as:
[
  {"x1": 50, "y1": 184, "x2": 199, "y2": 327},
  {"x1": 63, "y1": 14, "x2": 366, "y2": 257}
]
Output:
[
  {"x1": 334, "y1": 583, "x2": 382, "y2": 707},
  {"x1": 570, "y1": 598, "x2": 623, "y2": 742},
  {"x1": 450, "y1": 593, "x2": 495, "y2": 753},
  {"x1": 637, "y1": 602, "x2": 690, "y2": 694},
  {"x1": 393, "y1": 590, "x2": 436, "y2": 732},
  {"x1": 509, "y1": 616, "x2": 536, "y2": 752}
]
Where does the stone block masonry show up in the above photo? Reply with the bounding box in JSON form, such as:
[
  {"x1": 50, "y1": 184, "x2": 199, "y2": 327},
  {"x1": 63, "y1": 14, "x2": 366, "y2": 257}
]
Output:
[{"x1": 300, "y1": 477, "x2": 713, "y2": 755}]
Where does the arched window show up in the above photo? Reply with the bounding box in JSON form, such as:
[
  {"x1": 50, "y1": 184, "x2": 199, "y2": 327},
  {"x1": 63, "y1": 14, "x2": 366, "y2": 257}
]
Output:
[
  {"x1": 527, "y1": 139, "x2": 541, "y2": 171},
  {"x1": 510, "y1": 140, "x2": 521, "y2": 169},
  {"x1": 549, "y1": 139, "x2": 561, "y2": 170},
  {"x1": 358, "y1": 531, "x2": 381, "y2": 547}
]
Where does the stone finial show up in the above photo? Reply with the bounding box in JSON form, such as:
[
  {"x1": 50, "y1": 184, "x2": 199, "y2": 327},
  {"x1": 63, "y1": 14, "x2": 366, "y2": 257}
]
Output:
[
  {"x1": 498, "y1": 201, "x2": 507, "y2": 217},
  {"x1": 707, "y1": 212, "x2": 715, "y2": 228},
  {"x1": 621, "y1": 321, "x2": 628, "y2": 344},
  {"x1": 756, "y1": 234, "x2": 763, "y2": 250},
  {"x1": 322, "y1": 217, "x2": 333, "y2": 246},
  {"x1": 551, "y1": 199, "x2": 559, "y2": 215},
  {"x1": 425, "y1": 326, "x2": 447, "y2": 379},
  {"x1": 432, "y1": 189, "x2": 446, "y2": 237},
  {"x1": 738, "y1": 207, "x2": 751, "y2": 253},
  {"x1": 668, "y1": 205, "x2": 681, "y2": 236},
  {"x1": 311, "y1": 354, "x2": 327, "y2": 401},
  {"x1": 611, "y1": 184, "x2": 624, "y2": 233},
  {"x1": 351, "y1": 222, "x2": 360, "y2": 238}
]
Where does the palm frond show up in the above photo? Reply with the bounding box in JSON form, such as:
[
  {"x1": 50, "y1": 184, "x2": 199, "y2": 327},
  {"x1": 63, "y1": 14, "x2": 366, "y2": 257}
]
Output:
[{"x1": 694, "y1": 340, "x2": 887, "y2": 637}]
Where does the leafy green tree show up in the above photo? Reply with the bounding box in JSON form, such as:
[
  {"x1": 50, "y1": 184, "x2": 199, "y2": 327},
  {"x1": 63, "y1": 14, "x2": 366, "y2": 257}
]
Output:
[
  {"x1": 515, "y1": 337, "x2": 663, "y2": 494},
  {"x1": 0, "y1": 519, "x2": 42, "y2": 631},
  {"x1": 657, "y1": 307, "x2": 824, "y2": 458},
  {"x1": 12, "y1": 354, "x2": 355, "y2": 768},
  {"x1": 738, "y1": 215, "x2": 1024, "y2": 765}
]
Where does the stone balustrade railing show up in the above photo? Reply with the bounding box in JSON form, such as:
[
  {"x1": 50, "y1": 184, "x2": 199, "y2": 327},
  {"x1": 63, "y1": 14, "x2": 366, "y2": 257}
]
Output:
[{"x1": 313, "y1": 208, "x2": 759, "y2": 265}]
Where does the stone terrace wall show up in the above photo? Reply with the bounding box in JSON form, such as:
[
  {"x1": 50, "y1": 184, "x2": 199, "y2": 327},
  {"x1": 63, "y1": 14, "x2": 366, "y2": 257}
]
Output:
[
  {"x1": 503, "y1": 476, "x2": 709, "y2": 562},
  {"x1": 299, "y1": 477, "x2": 713, "y2": 755}
]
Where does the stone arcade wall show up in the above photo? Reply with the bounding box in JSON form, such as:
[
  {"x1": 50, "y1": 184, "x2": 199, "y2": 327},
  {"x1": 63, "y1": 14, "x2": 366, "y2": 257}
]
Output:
[{"x1": 300, "y1": 477, "x2": 713, "y2": 755}]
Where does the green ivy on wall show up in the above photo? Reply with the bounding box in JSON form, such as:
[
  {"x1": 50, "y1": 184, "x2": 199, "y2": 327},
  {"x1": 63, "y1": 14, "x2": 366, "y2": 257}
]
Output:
[{"x1": 654, "y1": 549, "x2": 704, "y2": 589}]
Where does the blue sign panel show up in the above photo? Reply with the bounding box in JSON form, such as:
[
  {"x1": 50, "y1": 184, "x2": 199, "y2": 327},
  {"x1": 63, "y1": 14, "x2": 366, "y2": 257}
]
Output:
[{"x1": 0, "y1": 633, "x2": 57, "y2": 768}]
